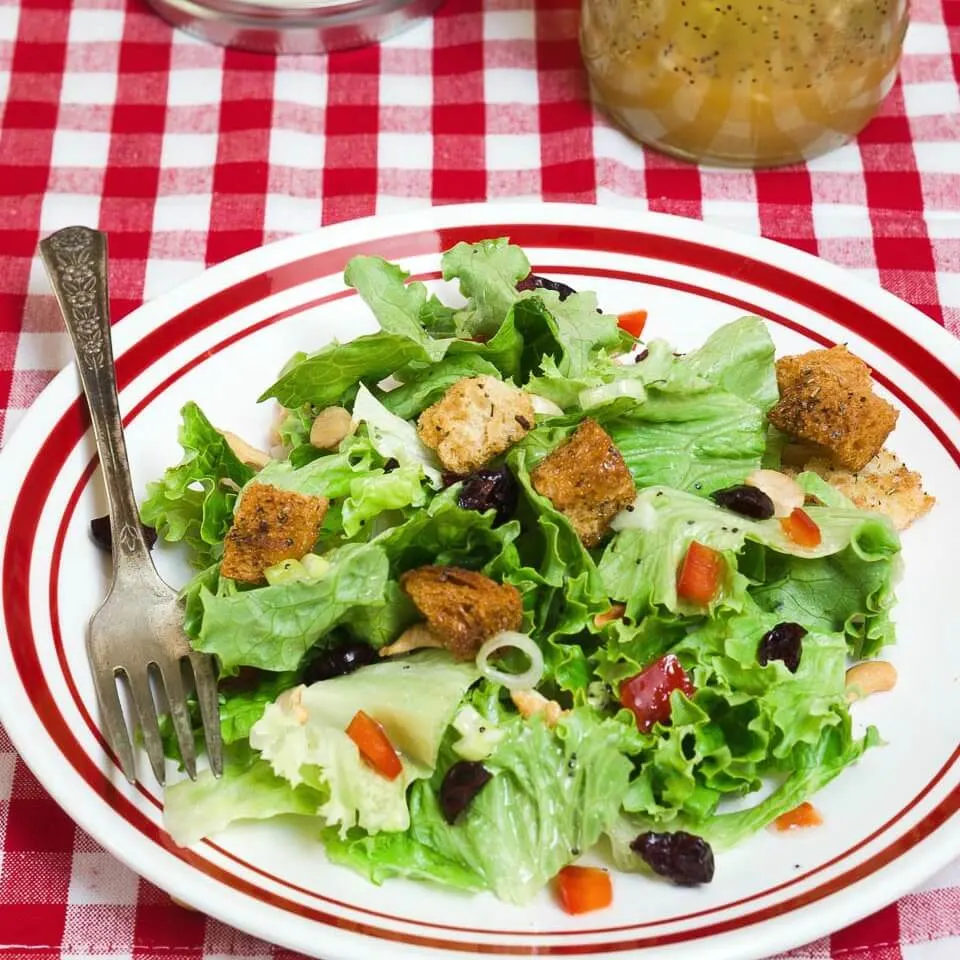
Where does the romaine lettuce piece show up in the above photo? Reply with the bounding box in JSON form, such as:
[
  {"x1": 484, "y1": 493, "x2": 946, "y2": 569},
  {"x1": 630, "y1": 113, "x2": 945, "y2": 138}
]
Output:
[
  {"x1": 379, "y1": 354, "x2": 503, "y2": 419},
  {"x1": 441, "y1": 238, "x2": 530, "y2": 338},
  {"x1": 250, "y1": 651, "x2": 479, "y2": 835},
  {"x1": 164, "y1": 742, "x2": 325, "y2": 847},
  {"x1": 599, "y1": 485, "x2": 899, "y2": 621},
  {"x1": 193, "y1": 542, "x2": 390, "y2": 673},
  {"x1": 140, "y1": 402, "x2": 254, "y2": 568},
  {"x1": 325, "y1": 707, "x2": 640, "y2": 904}
]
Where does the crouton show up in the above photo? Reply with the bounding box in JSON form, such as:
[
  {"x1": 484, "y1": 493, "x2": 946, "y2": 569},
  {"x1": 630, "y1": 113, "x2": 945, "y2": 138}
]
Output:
[
  {"x1": 416, "y1": 376, "x2": 535, "y2": 475},
  {"x1": 221, "y1": 483, "x2": 328, "y2": 583},
  {"x1": 530, "y1": 418, "x2": 636, "y2": 547},
  {"x1": 768, "y1": 346, "x2": 898, "y2": 471},
  {"x1": 399, "y1": 565, "x2": 523, "y2": 660},
  {"x1": 784, "y1": 448, "x2": 935, "y2": 531}
]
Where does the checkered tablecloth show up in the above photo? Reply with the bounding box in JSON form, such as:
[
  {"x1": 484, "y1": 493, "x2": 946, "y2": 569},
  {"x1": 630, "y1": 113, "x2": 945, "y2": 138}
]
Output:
[{"x1": 1, "y1": 0, "x2": 959, "y2": 955}]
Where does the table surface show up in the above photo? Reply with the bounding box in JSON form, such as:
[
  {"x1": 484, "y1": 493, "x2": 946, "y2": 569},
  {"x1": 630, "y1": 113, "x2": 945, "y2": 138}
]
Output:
[{"x1": 1, "y1": 0, "x2": 959, "y2": 956}]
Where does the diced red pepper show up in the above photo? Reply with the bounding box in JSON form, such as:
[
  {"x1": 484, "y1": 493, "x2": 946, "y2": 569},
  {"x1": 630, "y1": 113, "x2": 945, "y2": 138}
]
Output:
[
  {"x1": 780, "y1": 507, "x2": 822, "y2": 548},
  {"x1": 556, "y1": 866, "x2": 613, "y2": 915},
  {"x1": 346, "y1": 710, "x2": 403, "y2": 780},
  {"x1": 619, "y1": 654, "x2": 696, "y2": 733},
  {"x1": 617, "y1": 309, "x2": 648, "y2": 339},
  {"x1": 677, "y1": 541, "x2": 724, "y2": 605},
  {"x1": 774, "y1": 801, "x2": 823, "y2": 831}
]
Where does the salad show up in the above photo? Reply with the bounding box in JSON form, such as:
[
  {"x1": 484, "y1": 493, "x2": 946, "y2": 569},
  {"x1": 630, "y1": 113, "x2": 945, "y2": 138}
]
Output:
[{"x1": 133, "y1": 238, "x2": 933, "y2": 912}]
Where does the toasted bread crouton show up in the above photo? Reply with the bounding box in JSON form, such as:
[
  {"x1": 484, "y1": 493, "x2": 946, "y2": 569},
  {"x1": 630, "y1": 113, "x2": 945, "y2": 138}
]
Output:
[
  {"x1": 768, "y1": 346, "x2": 898, "y2": 471},
  {"x1": 400, "y1": 565, "x2": 523, "y2": 660},
  {"x1": 784, "y1": 448, "x2": 935, "y2": 531},
  {"x1": 530, "y1": 419, "x2": 636, "y2": 547},
  {"x1": 416, "y1": 376, "x2": 535, "y2": 475},
  {"x1": 221, "y1": 483, "x2": 328, "y2": 583}
]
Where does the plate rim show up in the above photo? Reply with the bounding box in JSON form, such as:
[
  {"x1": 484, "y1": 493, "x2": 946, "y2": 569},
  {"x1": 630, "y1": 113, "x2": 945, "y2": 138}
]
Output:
[{"x1": 1, "y1": 202, "x2": 959, "y2": 960}]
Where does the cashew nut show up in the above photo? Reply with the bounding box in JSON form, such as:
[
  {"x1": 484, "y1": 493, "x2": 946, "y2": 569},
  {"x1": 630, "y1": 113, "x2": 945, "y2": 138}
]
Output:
[
  {"x1": 277, "y1": 685, "x2": 309, "y2": 724},
  {"x1": 220, "y1": 430, "x2": 271, "y2": 470},
  {"x1": 594, "y1": 603, "x2": 626, "y2": 628},
  {"x1": 510, "y1": 689, "x2": 567, "y2": 729},
  {"x1": 310, "y1": 406, "x2": 355, "y2": 450},
  {"x1": 845, "y1": 660, "x2": 897, "y2": 702},
  {"x1": 379, "y1": 623, "x2": 444, "y2": 658},
  {"x1": 746, "y1": 468, "x2": 805, "y2": 518}
]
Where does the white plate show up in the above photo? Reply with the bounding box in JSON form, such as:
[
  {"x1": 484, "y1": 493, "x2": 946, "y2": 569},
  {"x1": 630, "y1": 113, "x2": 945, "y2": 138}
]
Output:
[{"x1": 0, "y1": 203, "x2": 958, "y2": 960}]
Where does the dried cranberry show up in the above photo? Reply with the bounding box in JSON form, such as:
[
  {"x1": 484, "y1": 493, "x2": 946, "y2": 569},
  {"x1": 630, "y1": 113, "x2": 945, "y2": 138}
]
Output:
[
  {"x1": 757, "y1": 622, "x2": 806, "y2": 673},
  {"x1": 516, "y1": 274, "x2": 578, "y2": 301},
  {"x1": 303, "y1": 641, "x2": 378, "y2": 684},
  {"x1": 457, "y1": 464, "x2": 519, "y2": 527},
  {"x1": 439, "y1": 760, "x2": 492, "y2": 824},
  {"x1": 90, "y1": 515, "x2": 158, "y2": 554},
  {"x1": 441, "y1": 471, "x2": 464, "y2": 489},
  {"x1": 711, "y1": 484, "x2": 775, "y2": 520},
  {"x1": 631, "y1": 831, "x2": 715, "y2": 885}
]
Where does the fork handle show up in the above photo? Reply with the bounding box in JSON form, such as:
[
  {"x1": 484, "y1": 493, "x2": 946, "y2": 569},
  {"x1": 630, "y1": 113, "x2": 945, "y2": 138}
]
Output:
[{"x1": 40, "y1": 227, "x2": 154, "y2": 579}]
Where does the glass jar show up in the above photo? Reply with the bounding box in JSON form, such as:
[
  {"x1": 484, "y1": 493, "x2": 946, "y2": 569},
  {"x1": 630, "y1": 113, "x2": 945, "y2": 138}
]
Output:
[{"x1": 580, "y1": 0, "x2": 909, "y2": 167}]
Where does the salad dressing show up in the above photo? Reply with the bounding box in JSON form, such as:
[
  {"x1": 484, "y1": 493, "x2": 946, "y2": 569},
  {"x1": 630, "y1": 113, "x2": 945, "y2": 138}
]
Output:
[{"x1": 580, "y1": 0, "x2": 908, "y2": 166}]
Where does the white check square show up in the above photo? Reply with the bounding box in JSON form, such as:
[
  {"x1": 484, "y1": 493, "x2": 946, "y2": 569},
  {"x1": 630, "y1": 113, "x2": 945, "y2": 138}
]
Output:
[
  {"x1": 152, "y1": 193, "x2": 213, "y2": 233},
  {"x1": 167, "y1": 69, "x2": 223, "y2": 106},
  {"x1": 269, "y1": 128, "x2": 325, "y2": 169},
  {"x1": 51, "y1": 129, "x2": 110, "y2": 169},
  {"x1": 274, "y1": 69, "x2": 328, "y2": 108},
  {"x1": 484, "y1": 69, "x2": 540, "y2": 105},
  {"x1": 912, "y1": 142, "x2": 960, "y2": 174},
  {"x1": 378, "y1": 72, "x2": 433, "y2": 107},
  {"x1": 483, "y1": 10, "x2": 535, "y2": 41},
  {"x1": 378, "y1": 132, "x2": 432, "y2": 170},
  {"x1": 67, "y1": 9, "x2": 124, "y2": 44},
  {"x1": 485, "y1": 133, "x2": 542, "y2": 171},
  {"x1": 143, "y1": 259, "x2": 205, "y2": 300},
  {"x1": 40, "y1": 193, "x2": 102, "y2": 233},
  {"x1": 0, "y1": 3, "x2": 20, "y2": 41},
  {"x1": 904, "y1": 22, "x2": 951, "y2": 55},
  {"x1": 68, "y1": 852, "x2": 140, "y2": 906},
  {"x1": 59, "y1": 72, "x2": 119, "y2": 106},
  {"x1": 264, "y1": 193, "x2": 323, "y2": 235},
  {"x1": 160, "y1": 132, "x2": 219, "y2": 169},
  {"x1": 903, "y1": 82, "x2": 960, "y2": 118}
]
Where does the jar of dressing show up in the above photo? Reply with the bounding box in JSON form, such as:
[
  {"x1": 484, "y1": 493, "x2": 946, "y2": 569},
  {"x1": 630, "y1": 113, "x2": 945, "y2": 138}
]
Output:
[{"x1": 580, "y1": 0, "x2": 909, "y2": 167}]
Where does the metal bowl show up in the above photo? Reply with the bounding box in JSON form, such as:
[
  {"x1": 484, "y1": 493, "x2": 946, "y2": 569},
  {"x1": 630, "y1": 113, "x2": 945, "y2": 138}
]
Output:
[{"x1": 145, "y1": 0, "x2": 443, "y2": 54}]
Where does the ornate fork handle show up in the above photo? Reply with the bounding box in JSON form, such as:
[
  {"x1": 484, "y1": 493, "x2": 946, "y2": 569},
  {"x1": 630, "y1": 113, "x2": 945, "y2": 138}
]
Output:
[{"x1": 39, "y1": 227, "x2": 154, "y2": 580}]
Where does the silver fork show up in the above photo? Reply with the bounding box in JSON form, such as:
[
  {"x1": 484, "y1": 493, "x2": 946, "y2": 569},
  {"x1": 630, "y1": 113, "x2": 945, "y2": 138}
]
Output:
[{"x1": 40, "y1": 225, "x2": 222, "y2": 786}]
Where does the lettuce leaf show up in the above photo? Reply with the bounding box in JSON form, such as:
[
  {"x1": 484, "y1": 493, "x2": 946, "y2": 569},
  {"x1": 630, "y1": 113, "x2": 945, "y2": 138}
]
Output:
[
  {"x1": 250, "y1": 651, "x2": 478, "y2": 836},
  {"x1": 164, "y1": 742, "x2": 325, "y2": 847},
  {"x1": 611, "y1": 606, "x2": 868, "y2": 828},
  {"x1": 599, "y1": 485, "x2": 899, "y2": 623},
  {"x1": 378, "y1": 355, "x2": 503, "y2": 419},
  {"x1": 441, "y1": 238, "x2": 530, "y2": 337},
  {"x1": 193, "y1": 542, "x2": 390, "y2": 673},
  {"x1": 607, "y1": 717, "x2": 880, "y2": 867},
  {"x1": 325, "y1": 707, "x2": 640, "y2": 904},
  {"x1": 140, "y1": 402, "x2": 254, "y2": 568},
  {"x1": 259, "y1": 333, "x2": 432, "y2": 409}
]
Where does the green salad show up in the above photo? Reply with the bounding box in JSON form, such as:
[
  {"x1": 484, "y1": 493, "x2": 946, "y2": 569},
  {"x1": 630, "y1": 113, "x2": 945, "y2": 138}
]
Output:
[{"x1": 145, "y1": 238, "x2": 900, "y2": 907}]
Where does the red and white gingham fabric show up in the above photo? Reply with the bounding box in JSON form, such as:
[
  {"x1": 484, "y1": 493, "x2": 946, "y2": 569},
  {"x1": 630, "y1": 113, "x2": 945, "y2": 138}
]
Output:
[{"x1": 1, "y1": 0, "x2": 959, "y2": 954}]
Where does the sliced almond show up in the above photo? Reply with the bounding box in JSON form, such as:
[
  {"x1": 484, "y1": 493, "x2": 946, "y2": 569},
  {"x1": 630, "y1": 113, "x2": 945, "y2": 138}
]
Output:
[
  {"x1": 220, "y1": 430, "x2": 271, "y2": 470},
  {"x1": 310, "y1": 406, "x2": 355, "y2": 450},
  {"x1": 845, "y1": 661, "x2": 897, "y2": 702},
  {"x1": 746, "y1": 468, "x2": 805, "y2": 518}
]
